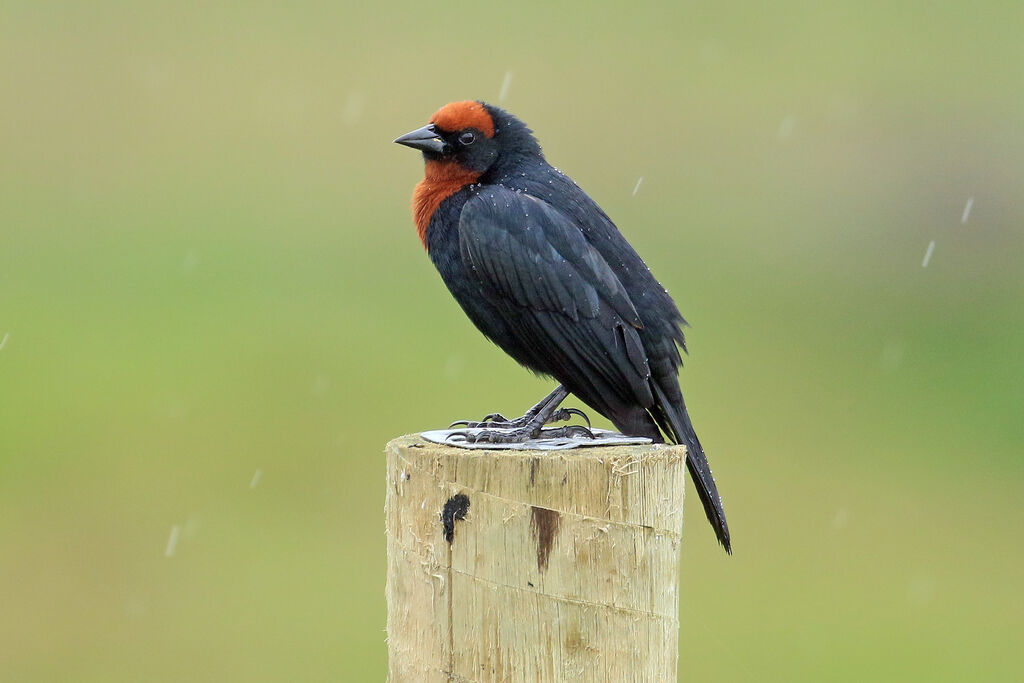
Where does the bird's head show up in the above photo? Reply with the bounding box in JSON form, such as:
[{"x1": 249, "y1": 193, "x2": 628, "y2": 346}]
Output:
[{"x1": 394, "y1": 100, "x2": 541, "y2": 177}]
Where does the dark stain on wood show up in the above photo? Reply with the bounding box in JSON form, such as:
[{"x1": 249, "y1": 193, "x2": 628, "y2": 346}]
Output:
[
  {"x1": 530, "y1": 506, "x2": 560, "y2": 572},
  {"x1": 441, "y1": 494, "x2": 470, "y2": 544},
  {"x1": 529, "y1": 457, "x2": 539, "y2": 486}
]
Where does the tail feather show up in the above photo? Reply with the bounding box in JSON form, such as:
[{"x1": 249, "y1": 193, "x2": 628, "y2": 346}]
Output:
[{"x1": 650, "y1": 383, "x2": 731, "y2": 553}]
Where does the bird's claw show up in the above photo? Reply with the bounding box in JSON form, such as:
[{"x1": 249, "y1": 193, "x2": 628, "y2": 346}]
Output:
[
  {"x1": 449, "y1": 412, "x2": 514, "y2": 429},
  {"x1": 544, "y1": 424, "x2": 595, "y2": 440},
  {"x1": 552, "y1": 407, "x2": 591, "y2": 428}
]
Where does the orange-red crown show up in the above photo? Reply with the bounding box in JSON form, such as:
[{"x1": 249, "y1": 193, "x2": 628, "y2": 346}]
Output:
[{"x1": 430, "y1": 101, "x2": 495, "y2": 138}]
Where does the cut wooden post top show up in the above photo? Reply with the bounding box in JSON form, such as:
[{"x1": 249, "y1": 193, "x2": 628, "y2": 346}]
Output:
[{"x1": 386, "y1": 433, "x2": 688, "y2": 532}]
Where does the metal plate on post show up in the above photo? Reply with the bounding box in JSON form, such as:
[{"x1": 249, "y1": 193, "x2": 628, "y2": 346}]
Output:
[{"x1": 420, "y1": 428, "x2": 653, "y2": 451}]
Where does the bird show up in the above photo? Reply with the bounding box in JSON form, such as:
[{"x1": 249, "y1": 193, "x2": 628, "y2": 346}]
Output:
[{"x1": 395, "y1": 101, "x2": 731, "y2": 553}]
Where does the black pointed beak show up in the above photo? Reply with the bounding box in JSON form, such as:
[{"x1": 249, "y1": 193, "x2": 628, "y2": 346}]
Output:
[{"x1": 394, "y1": 124, "x2": 448, "y2": 154}]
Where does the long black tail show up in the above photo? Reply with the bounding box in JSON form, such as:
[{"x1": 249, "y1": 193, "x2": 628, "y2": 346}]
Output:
[{"x1": 651, "y1": 384, "x2": 731, "y2": 553}]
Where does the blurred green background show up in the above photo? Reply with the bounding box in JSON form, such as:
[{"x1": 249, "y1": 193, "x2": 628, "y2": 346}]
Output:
[{"x1": 1, "y1": 1, "x2": 1022, "y2": 680}]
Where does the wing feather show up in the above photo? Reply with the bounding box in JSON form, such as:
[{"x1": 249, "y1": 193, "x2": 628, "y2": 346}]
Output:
[{"x1": 459, "y1": 188, "x2": 652, "y2": 406}]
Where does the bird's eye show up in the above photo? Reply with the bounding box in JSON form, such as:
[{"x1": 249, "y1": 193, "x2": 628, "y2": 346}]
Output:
[{"x1": 459, "y1": 131, "x2": 476, "y2": 146}]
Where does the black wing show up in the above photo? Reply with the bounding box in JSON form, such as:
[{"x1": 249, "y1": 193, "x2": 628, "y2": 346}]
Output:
[{"x1": 458, "y1": 187, "x2": 655, "y2": 412}]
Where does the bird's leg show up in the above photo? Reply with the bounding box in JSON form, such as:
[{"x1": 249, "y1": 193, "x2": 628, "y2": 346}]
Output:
[{"x1": 447, "y1": 385, "x2": 595, "y2": 444}]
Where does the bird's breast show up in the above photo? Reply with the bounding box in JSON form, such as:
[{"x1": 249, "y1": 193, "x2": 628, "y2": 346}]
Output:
[{"x1": 412, "y1": 160, "x2": 480, "y2": 250}]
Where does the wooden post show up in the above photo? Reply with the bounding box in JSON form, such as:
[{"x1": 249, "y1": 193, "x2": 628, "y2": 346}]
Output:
[{"x1": 385, "y1": 434, "x2": 688, "y2": 682}]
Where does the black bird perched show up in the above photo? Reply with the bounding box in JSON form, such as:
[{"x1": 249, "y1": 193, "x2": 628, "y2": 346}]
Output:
[{"x1": 395, "y1": 101, "x2": 731, "y2": 553}]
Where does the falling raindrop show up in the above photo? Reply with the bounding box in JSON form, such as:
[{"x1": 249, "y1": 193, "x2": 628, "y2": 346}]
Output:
[
  {"x1": 165, "y1": 525, "x2": 181, "y2": 557},
  {"x1": 498, "y1": 71, "x2": 513, "y2": 104},
  {"x1": 961, "y1": 196, "x2": 974, "y2": 224},
  {"x1": 921, "y1": 240, "x2": 935, "y2": 268}
]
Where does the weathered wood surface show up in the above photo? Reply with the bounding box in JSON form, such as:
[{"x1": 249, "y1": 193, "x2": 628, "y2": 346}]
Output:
[{"x1": 385, "y1": 434, "x2": 688, "y2": 682}]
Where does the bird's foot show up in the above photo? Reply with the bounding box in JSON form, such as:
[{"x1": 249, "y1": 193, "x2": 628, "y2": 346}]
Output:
[
  {"x1": 445, "y1": 385, "x2": 594, "y2": 444},
  {"x1": 449, "y1": 407, "x2": 591, "y2": 431},
  {"x1": 445, "y1": 423, "x2": 595, "y2": 444}
]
